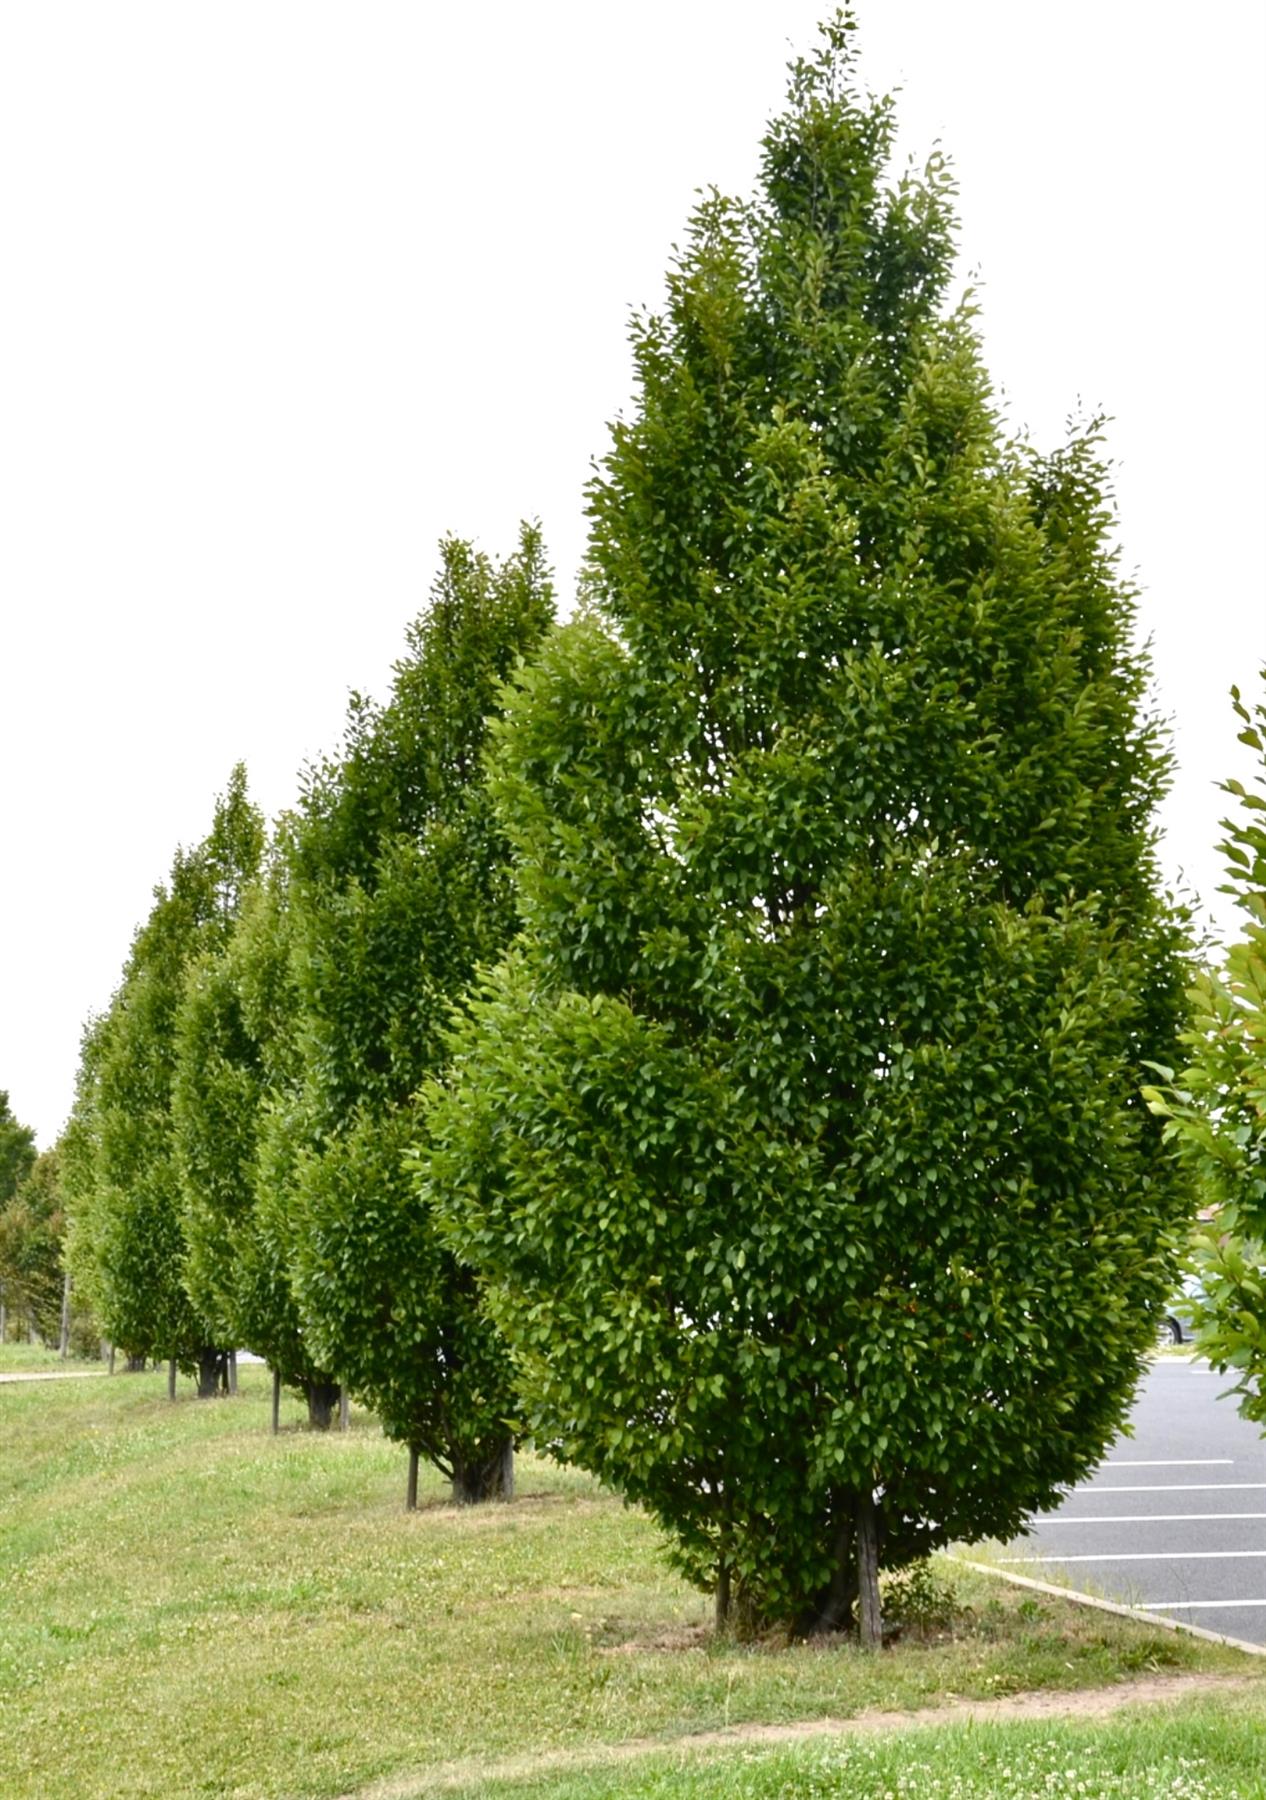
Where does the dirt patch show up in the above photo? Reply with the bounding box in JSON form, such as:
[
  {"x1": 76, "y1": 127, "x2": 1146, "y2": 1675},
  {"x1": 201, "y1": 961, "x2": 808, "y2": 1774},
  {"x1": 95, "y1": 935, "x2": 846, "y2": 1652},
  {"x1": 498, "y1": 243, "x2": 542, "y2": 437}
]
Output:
[
  {"x1": 0, "y1": 1369, "x2": 107, "y2": 1383},
  {"x1": 345, "y1": 1670, "x2": 1263, "y2": 1798},
  {"x1": 598, "y1": 1622, "x2": 711, "y2": 1655}
]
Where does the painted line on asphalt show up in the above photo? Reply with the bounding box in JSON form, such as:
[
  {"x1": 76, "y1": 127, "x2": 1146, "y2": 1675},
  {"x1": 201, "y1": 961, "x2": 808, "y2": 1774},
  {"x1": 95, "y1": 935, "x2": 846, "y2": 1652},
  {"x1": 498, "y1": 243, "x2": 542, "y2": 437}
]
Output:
[
  {"x1": 1035, "y1": 1512, "x2": 1266, "y2": 1525},
  {"x1": 1084, "y1": 1483, "x2": 1266, "y2": 1494},
  {"x1": 1140, "y1": 1601, "x2": 1266, "y2": 1612},
  {"x1": 950, "y1": 1558, "x2": 1266, "y2": 1658},
  {"x1": 999, "y1": 1551, "x2": 1266, "y2": 1563},
  {"x1": 1100, "y1": 1459, "x2": 1233, "y2": 1468}
]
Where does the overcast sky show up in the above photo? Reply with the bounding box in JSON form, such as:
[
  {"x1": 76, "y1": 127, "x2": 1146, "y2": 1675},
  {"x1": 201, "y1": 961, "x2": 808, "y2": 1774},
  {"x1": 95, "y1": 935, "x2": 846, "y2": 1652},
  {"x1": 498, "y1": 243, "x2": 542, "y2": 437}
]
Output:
[{"x1": 3, "y1": 2, "x2": 1264, "y2": 1148}]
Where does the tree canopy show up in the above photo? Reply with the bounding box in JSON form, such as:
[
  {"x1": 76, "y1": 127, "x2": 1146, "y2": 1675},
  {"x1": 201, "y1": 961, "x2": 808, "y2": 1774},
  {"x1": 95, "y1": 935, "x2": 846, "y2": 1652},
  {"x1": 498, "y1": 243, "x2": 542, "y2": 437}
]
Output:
[{"x1": 421, "y1": 16, "x2": 1190, "y2": 1637}]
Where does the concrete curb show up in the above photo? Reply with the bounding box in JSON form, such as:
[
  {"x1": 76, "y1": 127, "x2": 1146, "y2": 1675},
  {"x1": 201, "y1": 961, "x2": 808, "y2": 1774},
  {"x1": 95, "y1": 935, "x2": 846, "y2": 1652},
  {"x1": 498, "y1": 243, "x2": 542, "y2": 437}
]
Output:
[{"x1": 951, "y1": 1556, "x2": 1266, "y2": 1660}]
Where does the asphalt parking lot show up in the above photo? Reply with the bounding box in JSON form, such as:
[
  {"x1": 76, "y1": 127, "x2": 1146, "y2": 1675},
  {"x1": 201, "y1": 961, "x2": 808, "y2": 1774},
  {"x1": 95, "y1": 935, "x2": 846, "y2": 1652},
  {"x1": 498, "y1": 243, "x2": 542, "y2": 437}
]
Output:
[{"x1": 997, "y1": 1357, "x2": 1266, "y2": 1646}]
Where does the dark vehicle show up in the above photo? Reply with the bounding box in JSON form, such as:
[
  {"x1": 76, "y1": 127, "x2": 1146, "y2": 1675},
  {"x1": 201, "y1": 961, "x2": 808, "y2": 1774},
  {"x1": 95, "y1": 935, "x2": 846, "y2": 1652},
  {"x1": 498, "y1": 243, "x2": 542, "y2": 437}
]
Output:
[{"x1": 1157, "y1": 1273, "x2": 1205, "y2": 1347}]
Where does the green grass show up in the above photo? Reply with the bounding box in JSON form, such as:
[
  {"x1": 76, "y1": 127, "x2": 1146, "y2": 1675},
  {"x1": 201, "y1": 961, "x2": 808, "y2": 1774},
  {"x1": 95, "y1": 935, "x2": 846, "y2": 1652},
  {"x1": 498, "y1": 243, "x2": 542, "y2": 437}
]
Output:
[
  {"x1": 0, "y1": 1339, "x2": 105, "y2": 1372},
  {"x1": 1, "y1": 1367, "x2": 1260, "y2": 1799}
]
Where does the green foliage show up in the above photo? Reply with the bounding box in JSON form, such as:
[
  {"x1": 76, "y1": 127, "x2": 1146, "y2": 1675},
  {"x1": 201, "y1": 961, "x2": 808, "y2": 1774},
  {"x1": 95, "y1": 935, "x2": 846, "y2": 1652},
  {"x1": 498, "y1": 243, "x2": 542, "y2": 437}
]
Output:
[
  {"x1": 0, "y1": 1090, "x2": 36, "y2": 1207},
  {"x1": 66, "y1": 767, "x2": 265, "y2": 1369},
  {"x1": 1143, "y1": 672, "x2": 1266, "y2": 1426},
  {"x1": 171, "y1": 851, "x2": 338, "y2": 1409},
  {"x1": 422, "y1": 17, "x2": 1189, "y2": 1632},
  {"x1": 286, "y1": 528, "x2": 554, "y2": 1484},
  {"x1": 0, "y1": 1146, "x2": 64, "y2": 1341},
  {"x1": 0, "y1": 1089, "x2": 42, "y2": 1337}
]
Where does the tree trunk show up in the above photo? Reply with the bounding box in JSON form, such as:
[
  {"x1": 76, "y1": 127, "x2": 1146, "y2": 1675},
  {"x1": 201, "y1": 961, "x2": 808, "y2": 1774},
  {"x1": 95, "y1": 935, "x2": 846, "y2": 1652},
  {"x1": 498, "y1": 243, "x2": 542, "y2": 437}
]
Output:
[
  {"x1": 271, "y1": 1367, "x2": 281, "y2": 1435},
  {"x1": 856, "y1": 1488, "x2": 882, "y2": 1649},
  {"x1": 107, "y1": 1342, "x2": 115, "y2": 1373},
  {"x1": 339, "y1": 1386, "x2": 350, "y2": 1430},
  {"x1": 451, "y1": 1436, "x2": 515, "y2": 1504},
  {"x1": 167, "y1": 1357, "x2": 178, "y2": 1401},
  {"x1": 59, "y1": 1272, "x2": 71, "y2": 1358},
  {"x1": 797, "y1": 1512, "x2": 857, "y2": 1638},
  {"x1": 228, "y1": 1350, "x2": 238, "y2": 1396},
  {"x1": 196, "y1": 1347, "x2": 223, "y2": 1399},
  {"x1": 125, "y1": 1354, "x2": 145, "y2": 1373},
  {"x1": 305, "y1": 1377, "x2": 341, "y2": 1430},
  {"x1": 1, "y1": 1288, "x2": 8, "y2": 1342},
  {"x1": 714, "y1": 1556, "x2": 731, "y2": 1634},
  {"x1": 406, "y1": 1444, "x2": 420, "y2": 1511}
]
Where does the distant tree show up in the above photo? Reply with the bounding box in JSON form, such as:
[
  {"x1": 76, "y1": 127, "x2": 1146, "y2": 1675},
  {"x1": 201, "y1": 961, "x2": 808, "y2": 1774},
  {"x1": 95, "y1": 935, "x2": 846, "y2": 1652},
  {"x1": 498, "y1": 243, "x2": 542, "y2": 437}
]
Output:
[
  {"x1": 66, "y1": 767, "x2": 264, "y2": 1394},
  {"x1": 287, "y1": 528, "x2": 554, "y2": 1503},
  {"x1": 0, "y1": 1144, "x2": 62, "y2": 1343},
  {"x1": 0, "y1": 1087, "x2": 38, "y2": 1341},
  {"x1": 421, "y1": 18, "x2": 1191, "y2": 1639},
  {"x1": 0, "y1": 1090, "x2": 36, "y2": 1207},
  {"x1": 1144, "y1": 675, "x2": 1266, "y2": 1427}
]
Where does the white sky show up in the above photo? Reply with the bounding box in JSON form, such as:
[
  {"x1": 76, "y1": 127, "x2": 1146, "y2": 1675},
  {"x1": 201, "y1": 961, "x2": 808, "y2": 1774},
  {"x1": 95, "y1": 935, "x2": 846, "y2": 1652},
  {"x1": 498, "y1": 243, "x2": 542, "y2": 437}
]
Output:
[{"x1": 2, "y1": 2, "x2": 1263, "y2": 1148}]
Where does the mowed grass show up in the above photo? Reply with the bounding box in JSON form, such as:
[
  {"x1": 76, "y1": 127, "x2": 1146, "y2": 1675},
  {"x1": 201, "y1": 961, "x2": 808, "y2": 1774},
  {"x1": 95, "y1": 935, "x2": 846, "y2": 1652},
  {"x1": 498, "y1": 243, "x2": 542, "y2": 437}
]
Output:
[
  {"x1": 1, "y1": 1362, "x2": 1260, "y2": 1800},
  {"x1": 0, "y1": 1339, "x2": 106, "y2": 1373}
]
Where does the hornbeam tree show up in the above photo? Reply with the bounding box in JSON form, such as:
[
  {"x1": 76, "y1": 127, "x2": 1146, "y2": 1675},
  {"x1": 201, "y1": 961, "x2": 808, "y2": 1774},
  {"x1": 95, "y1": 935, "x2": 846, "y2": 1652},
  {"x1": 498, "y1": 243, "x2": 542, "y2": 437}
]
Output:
[
  {"x1": 420, "y1": 16, "x2": 1190, "y2": 1639},
  {"x1": 173, "y1": 859, "x2": 343, "y2": 1427},
  {"x1": 286, "y1": 527, "x2": 554, "y2": 1503},
  {"x1": 67, "y1": 766, "x2": 264, "y2": 1394}
]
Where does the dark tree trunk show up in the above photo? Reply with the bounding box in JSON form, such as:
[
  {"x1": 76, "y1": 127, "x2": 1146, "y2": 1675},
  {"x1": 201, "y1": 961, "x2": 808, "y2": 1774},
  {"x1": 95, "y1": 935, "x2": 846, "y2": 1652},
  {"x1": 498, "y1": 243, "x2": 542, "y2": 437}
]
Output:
[
  {"x1": 856, "y1": 1489, "x2": 882, "y2": 1649},
  {"x1": 305, "y1": 1377, "x2": 341, "y2": 1430},
  {"x1": 125, "y1": 1354, "x2": 145, "y2": 1373},
  {"x1": 228, "y1": 1350, "x2": 238, "y2": 1396},
  {"x1": 714, "y1": 1557, "x2": 731, "y2": 1634},
  {"x1": 196, "y1": 1348, "x2": 224, "y2": 1399},
  {"x1": 167, "y1": 1357, "x2": 178, "y2": 1401},
  {"x1": 798, "y1": 1513, "x2": 857, "y2": 1638},
  {"x1": 271, "y1": 1367, "x2": 281, "y2": 1435},
  {"x1": 107, "y1": 1342, "x2": 115, "y2": 1374},
  {"x1": 451, "y1": 1436, "x2": 515, "y2": 1505},
  {"x1": 406, "y1": 1444, "x2": 420, "y2": 1511}
]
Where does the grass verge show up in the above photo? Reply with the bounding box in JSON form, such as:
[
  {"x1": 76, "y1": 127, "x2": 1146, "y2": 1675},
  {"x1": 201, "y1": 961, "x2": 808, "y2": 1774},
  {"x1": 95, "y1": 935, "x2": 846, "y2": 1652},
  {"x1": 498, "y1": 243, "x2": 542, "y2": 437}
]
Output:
[{"x1": 1, "y1": 1366, "x2": 1260, "y2": 1799}]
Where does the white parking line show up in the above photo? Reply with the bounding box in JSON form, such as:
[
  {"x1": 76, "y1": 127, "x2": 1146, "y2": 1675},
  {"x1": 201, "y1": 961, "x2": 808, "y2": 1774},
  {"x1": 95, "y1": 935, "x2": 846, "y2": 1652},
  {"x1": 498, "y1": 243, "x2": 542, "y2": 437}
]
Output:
[
  {"x1": 999, "y1": 1551, "x2": 1266, "y2": 1563},
  {"x1": 1100, "y1": 1459, "x2": 1233, "y2": 1467},
  {"x1": 1036, "y1": 1512, "x2": 1266, "y2": 1525},
  {"x1": 1084, "y1": 1482, "x2": 1266, "y2": 1494},
  {"x1": 1139, "y1": 1600, "x2": 1266, "y2": 1611}
]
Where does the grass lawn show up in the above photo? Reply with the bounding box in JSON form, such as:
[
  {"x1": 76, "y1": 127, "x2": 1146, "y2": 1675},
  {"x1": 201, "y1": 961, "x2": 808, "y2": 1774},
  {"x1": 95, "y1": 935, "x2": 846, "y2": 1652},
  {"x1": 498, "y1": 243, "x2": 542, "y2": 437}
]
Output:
[
  {"x1": 0, "y1": 1339, "x2": 105, "y2": 1373},
  {"x1": 1, "y1": 1361, "x2": 1261, "y2": 1799}
]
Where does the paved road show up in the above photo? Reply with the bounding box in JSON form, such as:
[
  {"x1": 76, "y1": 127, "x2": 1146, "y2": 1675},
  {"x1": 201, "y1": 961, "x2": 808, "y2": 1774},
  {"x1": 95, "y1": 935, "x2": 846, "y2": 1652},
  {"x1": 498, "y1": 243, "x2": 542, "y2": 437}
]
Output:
[{"x1": 998, "y1": 1357, "x2": 1266, "y2": 1646}]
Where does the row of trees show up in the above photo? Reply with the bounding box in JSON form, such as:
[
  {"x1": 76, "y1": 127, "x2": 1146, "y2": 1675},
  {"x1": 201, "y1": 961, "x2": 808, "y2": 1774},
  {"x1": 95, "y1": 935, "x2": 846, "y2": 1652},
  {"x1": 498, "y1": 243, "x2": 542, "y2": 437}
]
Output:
[
  {"x1": 56, "y1": 15, "x2": 1258, "y2": 1641},
  {"x1": 65, "y1": 530, "x2": 553, "y2": 1490}
]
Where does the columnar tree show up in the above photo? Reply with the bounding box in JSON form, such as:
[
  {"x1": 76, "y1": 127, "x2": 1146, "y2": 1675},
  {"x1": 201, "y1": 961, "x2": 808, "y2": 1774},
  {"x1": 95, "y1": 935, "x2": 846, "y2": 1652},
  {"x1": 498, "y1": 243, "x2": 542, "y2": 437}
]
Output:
[
  {"x1": 287, "y1": 528, "x2": 554, "y2": 1502},
  {"x1": 1144, "y1": 675, "x2": 1266, "y2": 1426},
  {"x1": 420, "y1": 17, "x2": 1190, "y2": 1637},
  {"x1": 174, "y1": 859, "x2": 343, "y2": 1427},
  {"x1": 66, "y1": 766, "x2": 264, "y2": 1394}
]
